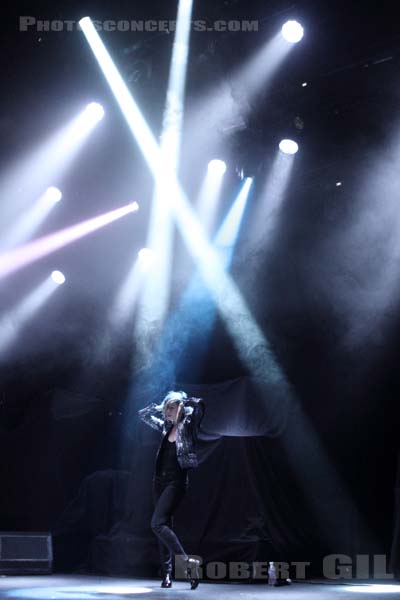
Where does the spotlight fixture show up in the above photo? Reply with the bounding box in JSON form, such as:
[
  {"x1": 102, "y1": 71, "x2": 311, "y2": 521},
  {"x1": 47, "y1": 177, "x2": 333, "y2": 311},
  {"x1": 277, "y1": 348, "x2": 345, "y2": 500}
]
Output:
[
  {"x1": 51, "y1": 270, "x2": 66, "y2": 285},
  {"x1": 208, "y1": 159, "x2": 227, "y2": 176},
  {"x1": 84, "y1": 102, "x2": 105, "y2": 124},
  {"x1": 279, "y1": 139, "x2": 299, "y2": 155},
  {"x1": 236, "y1": 167, "x2": 245, "y2": 181},
  {"x1": 130, "y1": 201, "x2": 140, "y2": 211},
  {"x1": 138, "y1": 248, "x2": 155, "y2": 270},
  {"x1": 44, "y1": 186, "x2": 62, "y2": 204},
  {"x1": 281, "y1": 20, "x2": 304, "y2": 43}
]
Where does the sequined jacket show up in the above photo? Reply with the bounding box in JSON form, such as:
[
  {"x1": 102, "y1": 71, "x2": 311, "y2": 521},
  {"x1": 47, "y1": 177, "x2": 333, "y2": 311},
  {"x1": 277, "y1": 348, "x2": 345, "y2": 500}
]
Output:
[{"x1": 138, "y1": 398, "x2": 205, "y2": 470}]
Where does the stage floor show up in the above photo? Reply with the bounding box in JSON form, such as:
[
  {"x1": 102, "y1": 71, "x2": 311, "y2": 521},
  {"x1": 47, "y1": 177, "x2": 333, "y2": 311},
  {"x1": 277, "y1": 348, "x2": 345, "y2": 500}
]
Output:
[{"x1": 0, "y1": 575, "x2": 400, "y2": 599}]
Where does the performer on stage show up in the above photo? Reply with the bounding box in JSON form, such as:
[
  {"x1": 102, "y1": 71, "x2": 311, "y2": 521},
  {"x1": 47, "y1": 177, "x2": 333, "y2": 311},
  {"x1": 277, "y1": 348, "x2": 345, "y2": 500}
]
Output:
[{"x1": 138, "y1": 390, "x2": 204, "y2": 589}]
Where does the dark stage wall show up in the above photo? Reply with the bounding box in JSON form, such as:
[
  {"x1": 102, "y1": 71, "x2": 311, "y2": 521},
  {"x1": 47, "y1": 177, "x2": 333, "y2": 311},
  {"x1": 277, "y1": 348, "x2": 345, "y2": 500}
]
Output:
[{"x1": 0, "y1": 376, "x2": 398, "y2": 578}]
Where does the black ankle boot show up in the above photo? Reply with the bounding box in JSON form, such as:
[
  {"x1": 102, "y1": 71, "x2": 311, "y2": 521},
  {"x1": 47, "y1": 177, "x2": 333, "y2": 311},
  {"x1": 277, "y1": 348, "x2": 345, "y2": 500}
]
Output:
[
  {"x1": 161, "y1": 573, "x2": 172, "y2": 588},
  {"x1": 185, "y1": 558, "x2": 200, "y2": 590}
]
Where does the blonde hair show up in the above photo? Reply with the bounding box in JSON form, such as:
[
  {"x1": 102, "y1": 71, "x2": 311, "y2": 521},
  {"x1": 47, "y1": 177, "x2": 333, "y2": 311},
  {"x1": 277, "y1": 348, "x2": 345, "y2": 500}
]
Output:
[{"x1": 162, "y1": 390, "x2": 187, "y2": 418}]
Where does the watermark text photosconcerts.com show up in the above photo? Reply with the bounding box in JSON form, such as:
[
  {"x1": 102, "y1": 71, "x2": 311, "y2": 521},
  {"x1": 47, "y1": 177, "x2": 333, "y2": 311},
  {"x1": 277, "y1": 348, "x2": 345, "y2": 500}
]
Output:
[{"x1": 19, "y1": 17, "x2": 259, "y2": 33}]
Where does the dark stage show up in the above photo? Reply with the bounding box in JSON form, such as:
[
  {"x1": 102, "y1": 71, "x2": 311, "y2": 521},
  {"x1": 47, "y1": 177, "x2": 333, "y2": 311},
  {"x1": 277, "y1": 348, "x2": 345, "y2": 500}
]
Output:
[
  {"x1": 1, "y1": 576, "x2": 400, "y2": 600},
  {"x1": 1, "y1": 0, "x2": 400, "y2": 593}
]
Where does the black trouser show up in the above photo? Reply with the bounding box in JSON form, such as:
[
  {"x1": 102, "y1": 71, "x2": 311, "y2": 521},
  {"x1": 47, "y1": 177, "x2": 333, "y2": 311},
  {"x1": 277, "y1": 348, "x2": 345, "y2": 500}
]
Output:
[{"x1": 151, "y1": 471, "x2": 188, "y2": 576}]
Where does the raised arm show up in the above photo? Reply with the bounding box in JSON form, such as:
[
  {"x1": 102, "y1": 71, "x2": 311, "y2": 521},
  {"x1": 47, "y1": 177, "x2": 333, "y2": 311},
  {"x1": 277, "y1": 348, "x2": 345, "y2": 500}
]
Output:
[
  {"x1": 138, "y1": 403, "x2": 165, "y2": 433},
  {"x1": 184, "y1": 397, "x2": 205, "y2": 429}
]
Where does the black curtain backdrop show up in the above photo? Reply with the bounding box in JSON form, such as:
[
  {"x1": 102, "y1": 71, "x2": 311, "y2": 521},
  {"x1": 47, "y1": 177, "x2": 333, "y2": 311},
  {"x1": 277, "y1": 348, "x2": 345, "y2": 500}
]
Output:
[
  {"x1": 391, "y1": 451, "x2": 400, "y2": 578},
  {"x1": 48, "y1": 377, "x2": 397, "y2": 577}
]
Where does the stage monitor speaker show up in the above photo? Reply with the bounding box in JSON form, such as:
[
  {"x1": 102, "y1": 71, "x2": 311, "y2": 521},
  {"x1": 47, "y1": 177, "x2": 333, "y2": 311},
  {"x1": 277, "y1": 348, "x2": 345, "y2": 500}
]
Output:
[{"x1": 0, "y1": 532, "x2": 53, "y2": 574}]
